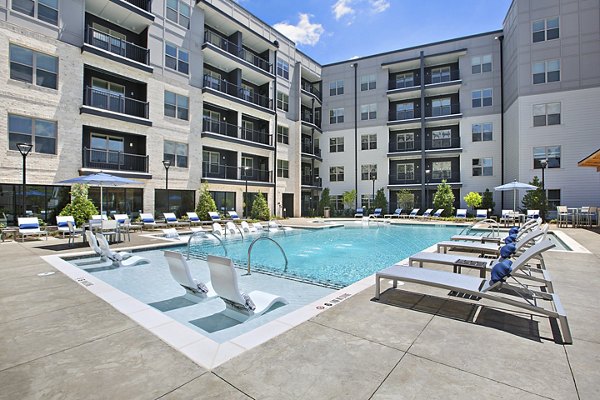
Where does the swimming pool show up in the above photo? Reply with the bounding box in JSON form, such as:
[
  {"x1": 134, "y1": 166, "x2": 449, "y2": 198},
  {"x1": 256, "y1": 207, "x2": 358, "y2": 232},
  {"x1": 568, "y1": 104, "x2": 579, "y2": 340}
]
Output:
[{"x1": 181, "y1": 223, "x2": 464, "y2": 288}]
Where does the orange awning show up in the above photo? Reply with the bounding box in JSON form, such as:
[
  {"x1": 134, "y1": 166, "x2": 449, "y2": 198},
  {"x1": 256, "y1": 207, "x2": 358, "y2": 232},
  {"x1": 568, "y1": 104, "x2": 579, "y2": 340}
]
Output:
[{"x1": 578, "y1": 149, "x2": 600, "y2": 172}]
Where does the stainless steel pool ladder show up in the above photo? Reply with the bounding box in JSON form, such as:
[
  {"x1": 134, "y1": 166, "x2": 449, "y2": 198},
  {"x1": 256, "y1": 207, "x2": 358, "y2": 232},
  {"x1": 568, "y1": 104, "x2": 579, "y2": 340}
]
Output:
[
  {"x1": 245, "y1": 236, "x2": 288, "y2": 275},
  {"x1": 187, "y1": 230, "x2": 227, "y2": 260}
]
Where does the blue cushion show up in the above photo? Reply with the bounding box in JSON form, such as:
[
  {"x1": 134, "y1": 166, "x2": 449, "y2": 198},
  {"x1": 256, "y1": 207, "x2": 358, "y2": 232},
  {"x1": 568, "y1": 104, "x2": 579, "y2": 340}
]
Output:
[
  {"x1": 167, "y1": 217, "x2": 177, "y2": 222},
  {"x1": 189, "y1": 216, "x2": 199, "y2": 221},
  {"x1": 20, "y1": 223, "x2": 39, "y2": 229},
  {"x1": 500, "y1": 243, "x2": 517, "y2": 259},
  {"x1": 490, "y1": 259, "x2": 513, "y2": 284},
  {"x1": 142, "y1": 218, "x2": 154, "y2": 223},
  {"x1": 57, "y1": 221, "x2": 68, "y2": 228},
  {"x1": 117, "y1": 219, "x2": 126, "y2": 224},
  {"x1": 504, "y1": 233, "x2": 518, "y2": 244},
  {"x1": 509, "y1": 227, "x2": 519, "y2": 235}
]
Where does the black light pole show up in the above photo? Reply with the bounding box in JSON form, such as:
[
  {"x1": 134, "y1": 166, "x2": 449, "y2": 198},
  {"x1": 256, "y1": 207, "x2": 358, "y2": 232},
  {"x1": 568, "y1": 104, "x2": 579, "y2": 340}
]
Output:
[
  {"x1": 244, "y1": 166, "x2": 249, "y2": 218},
  {"x1": 351, "y1": 62, "x2": 358, "y2": 210},
  {"x1": 540, "y1": 158, "x2": 548, "y2": 220},
  {"x1": 162, "y1": 160, "x2": 171, "y2": 212},
  {"x1": 425, "y1": 169, "x2": 431, "y2": 208},
  {"x1": 371, "y1": 169, "x2": 376, "y2": 211},
  {"x1": 17, "y1": 143, "x2": 33, "y2": 217}
]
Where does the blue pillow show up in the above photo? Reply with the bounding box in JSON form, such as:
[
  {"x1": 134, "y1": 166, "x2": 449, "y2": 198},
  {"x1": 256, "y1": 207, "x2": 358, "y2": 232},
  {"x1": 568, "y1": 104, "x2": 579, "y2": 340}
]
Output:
[
  {"x1": 167, "y1": 217, "x2": 176, "y2": 222},
  {"x1": 189, "y1": 216, "x2": 199, "y2": 221},
  {"x1": 117, "y1": 219, "x2": 126, "y2": 224},
  {"x1": 19, "y1": 223, "x2": 39, "y2": 229},
  {"x1": 509, "y1": 227, "x2": 519, "y2": 235},
  {"x1": 142, "y1": 218, "x2": 154, "y2": 223},
  {"x1": 504, "y1": 233, "x2": 517, "y2": 244},
  {"x1": 490, "y1": 259, "x2": 513, "y2": 284},
  {"x1": 500, "y1": 243, "x2": 517, "y2": 259},
  {"x1": 57, "y1": 221, "x2": 68, "y2": 228}
]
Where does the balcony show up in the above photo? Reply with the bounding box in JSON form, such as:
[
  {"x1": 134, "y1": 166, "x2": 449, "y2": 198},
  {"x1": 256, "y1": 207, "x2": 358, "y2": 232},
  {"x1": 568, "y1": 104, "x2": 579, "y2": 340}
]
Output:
[
  {"x1": 202, "y1": 117, "x2": 272, "y2": 147},
  {"x1": 388, "y1": 174, "x2": 421, "y2": 185},
  {"x1": 424, "y1": 69, "x2": 460, "y2": 85},
  {"x1": 301, "y1": 79, "x2": 322, "y2": 101},
  {"x1": 83, "y1": 86, "x2": 149, "y2": 121},
  {"x1": 85, "y1": 0, "x2": 153, "y2": 34},
  {"x1": 83, "y1": 147, "x2": 149, "y2": 173},
  {"x1": 426, "y1": 103, "x2": 461, "y2": 119},
  {"x1": 301, "y1": 107, "x2": 322, "y2": 129},
  {"x1": 204, "y1": 30, "x2": 271, "y2": 73},
  {"x1": 389, "y1": 109, "x2": 421, "y2": 122},
  {"x1": 201, "y1": 163, "x2": 272, "y2": 183},
  {"x1": 84, "y1": 26, "x2": 150, "y2": 69},
  {"x1": 388, "y1": 137, "x2": 461, "y2": 153},
  {"x1": 301, "y1": 176, "x2": 322, "y2": 187},
  {"x1": 203, "y1": 75, "x2": 272, "y2": 111},
  {"x1": 301, "y1": 144, "x2": 322, "y2": 159}
]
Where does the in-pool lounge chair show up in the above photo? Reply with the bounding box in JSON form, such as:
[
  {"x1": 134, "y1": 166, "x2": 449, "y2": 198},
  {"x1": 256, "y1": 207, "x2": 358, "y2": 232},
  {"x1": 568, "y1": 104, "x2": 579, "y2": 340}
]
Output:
[
  {"x1": 253, "y1": 222, "x2": 265, "y2": 231},
  {"x1": 241, "y1": 221, "x2": 256, "y2": 233},
  {"x1": 17, "y1": 217, "x2": 48, "y2": 242},
  {"x1": 164, "y1": 251, "x2": 215, "y2": 302},
  {"x1": 212, "y1": 222, "x2": 223, "y2": 236},
  {"x1": 140, "y1": 213, "x2": 167, "y2": 230},
  {"x1": 354, "y1": 207, "x2": 364, "y2": 218},
  {"x1": 375, "y1": 239, "x2": 572, "y2": 344},
  {"x1": 186, "y1": 212, "x2": 203, "y2": 226},
  {"x1": 95, "y1": 233, "x2": 149, "y2": 267},
  {"x1": 206, "y1": 254, "x2": 288, "y2": 321},
  {"x1": 226, "y1": 221, "x2": 241, "y2": 235},
  {"x1": 369, "y1": 208, "x2": 382, "y2": 218},
  {"x1": 228, "y1": 211, "x2": 241, "y2": 221},
  {"x1": 208, "y1": 212, "x2": 222, "y2": 222},
  {"x1": 405, "y1": 208, "x2": 420, "y2": 219},
  {"x1": 418, "y1": 208, "x2": 434, "y2": 220},
  {"x1": 163, "y1": 213, "x2": 189, "y2": 228},
  {"x1": 384, "y1": 208, "x2": 403, "y2": 218}
]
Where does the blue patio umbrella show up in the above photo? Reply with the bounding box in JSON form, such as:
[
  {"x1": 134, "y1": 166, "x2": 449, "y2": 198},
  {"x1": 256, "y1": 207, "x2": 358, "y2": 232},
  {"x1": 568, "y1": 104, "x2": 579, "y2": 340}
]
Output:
[
  {"x1": 494, "y1": 180, "x2": 537, "y2": 211},
  {"x1": 57, "y1": 172, "x2": 139, "y2": 215}
]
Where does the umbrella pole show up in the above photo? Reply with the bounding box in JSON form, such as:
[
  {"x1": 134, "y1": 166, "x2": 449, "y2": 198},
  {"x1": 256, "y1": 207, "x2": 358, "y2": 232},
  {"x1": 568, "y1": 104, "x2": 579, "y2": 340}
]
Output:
[
  {"x1": 513, "y1": 189, "x2": 516, "y2": 212},
  {"x1": 100, "y1": 184, "x2": 103, "y2": 216}
]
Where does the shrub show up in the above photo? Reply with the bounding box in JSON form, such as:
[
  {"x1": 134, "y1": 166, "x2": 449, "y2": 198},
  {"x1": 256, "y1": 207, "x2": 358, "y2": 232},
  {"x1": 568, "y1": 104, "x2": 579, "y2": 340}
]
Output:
[
  {"x1": 251, "y1": 192, "x2": 270, "y2": 220},
  {"x1": 432, "y1": 180, "x2": 455, "y2": 217},
  {"x1": 374, "y1": 188, "x2": 388, "y2": 211},
  {"x1": 481, "y1": 188, "x2": 496, "y2": 212},
  {"x1": 58, "y1": 184, "x2": 98, "y2": 226},
  {"x1": 195, "y1": 182, "x2": 217, "y2": 220},
  {"x1": 521, "y1": 176, "x2": 547, "y2": 220},
  {"x1": 464, "y1": 191, "x2": 482, "y2": 212},
  {"x1": 317, "y1": 188, "x2": 331, "y2": 216},
  {"x1": 396, "y1": 189, "x2": 415, "y2": 211},
  {"x1": 342, "y1": 189, "x2": 357, "y2": 211}
]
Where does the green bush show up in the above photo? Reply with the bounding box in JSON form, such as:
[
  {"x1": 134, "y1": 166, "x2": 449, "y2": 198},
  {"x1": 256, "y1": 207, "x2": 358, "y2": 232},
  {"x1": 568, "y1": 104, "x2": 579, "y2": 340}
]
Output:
[
  {"x1": 464, "y1": 191, "x2": 482, "y2": 213},
  {"x1": 374, "y1": 188, "x2": 388, "y2": 211},
  {"x1": 342, "y1": 189, "x2": 357, "y2": 211},
  {"x1": 432, "y1": 180, "x2": 455, "y2": 217},
  {"x1": 317, "y1": 188, "x2": 331, "y2": 216},
  {"x1": 396, "y1": 189, "x2": 415, "y2": 211},
  {"x1": 481, "y1": 188, "x2": 495, "y2": 212},
  {"x1": 251, "y1": 192, "x2": 270, "y2": 220},
  {"x1": 58, "y1": 184, "x2": 98, "y2": 226},
  {"x1": 195, "y1": 182, "x2": 217, "y2": 220},
  {"x1": 521, "y1": 176, "x2": 547, "y2": 220}
]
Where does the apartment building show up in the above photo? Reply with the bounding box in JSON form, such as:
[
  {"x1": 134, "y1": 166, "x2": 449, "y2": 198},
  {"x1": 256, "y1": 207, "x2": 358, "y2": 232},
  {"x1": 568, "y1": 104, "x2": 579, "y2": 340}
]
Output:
[{"x1": 0, "y1": 0, "x2": 598, "y2": 224}]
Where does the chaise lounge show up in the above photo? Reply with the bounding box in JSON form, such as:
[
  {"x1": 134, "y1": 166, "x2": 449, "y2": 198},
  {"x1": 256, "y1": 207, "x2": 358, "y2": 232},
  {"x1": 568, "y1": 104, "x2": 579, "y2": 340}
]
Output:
[{"x1": 163, "y1": 251, "x2": 215, "y2": 302}]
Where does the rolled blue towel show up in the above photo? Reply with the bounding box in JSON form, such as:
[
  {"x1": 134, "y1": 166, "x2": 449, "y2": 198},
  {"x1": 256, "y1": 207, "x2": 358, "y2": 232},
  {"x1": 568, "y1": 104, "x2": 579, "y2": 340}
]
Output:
[
  {"x1": 509, "y1": 227, "x2": 519, "y2": 235},
  {"x1": 490, "y1": 259, "x2": 513, "y2": 284},
  {"x1": 504, "y1": 233, "x2": 518, "y2": 244},
  {"x1": 500, "y1": 243, "x2": 517, "y2": 259}
]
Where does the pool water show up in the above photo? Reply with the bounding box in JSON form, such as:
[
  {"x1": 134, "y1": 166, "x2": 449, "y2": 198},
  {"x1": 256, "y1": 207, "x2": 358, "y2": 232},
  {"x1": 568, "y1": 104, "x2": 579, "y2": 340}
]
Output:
[{"x1": 182, "y1": 223, "x2": 464, "y2": 288}]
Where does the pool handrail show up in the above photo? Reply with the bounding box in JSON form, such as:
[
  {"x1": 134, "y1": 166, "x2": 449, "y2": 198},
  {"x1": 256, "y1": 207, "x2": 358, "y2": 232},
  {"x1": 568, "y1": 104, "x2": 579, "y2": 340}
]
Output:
[
  {"x1": 187, "y1": 230, "x2": 228, "y2": 260},
  {"x1": 246, "y1": 236, "x2": 288, "y2": 275}
]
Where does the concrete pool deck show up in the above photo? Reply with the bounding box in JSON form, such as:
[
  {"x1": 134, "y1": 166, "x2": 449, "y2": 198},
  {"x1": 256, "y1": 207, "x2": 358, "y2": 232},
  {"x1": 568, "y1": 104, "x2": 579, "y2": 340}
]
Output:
[{"x1": 0, "y1": 220, "x2": 599, "y2": 399}]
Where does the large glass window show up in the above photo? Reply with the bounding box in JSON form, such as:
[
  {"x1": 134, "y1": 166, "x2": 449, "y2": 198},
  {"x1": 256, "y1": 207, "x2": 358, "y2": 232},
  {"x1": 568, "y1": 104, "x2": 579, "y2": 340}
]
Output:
[
  {"x1": 12, "y1": 0, "x2": 58, "y2": 25},
  {"x1": 88, "y1": 187, "x2": 143, "y2": 219},
  {"x1": 166, "y1": 0, "x2": 190, "y2": 28},
  {"x1": 533, "y1": 146, "x2": 561, "y2": 168},
  {"x1": 361, "y1": 164, "x2": 377, "y2": 180},
  {"x1": 329, "y1": 108, "x2": 344, "y2": 124},
  {"x1": 533, "y1": 17, "x2": 559, "y2": 43},
  {"x1": 432, "y1": 161, "x2": 452, "y2": 180},
  {"x1": 395, "y1": 72, "x2": 414, "y2": 88},
  {"x1": 164, "y1": 91, "x2": 189, "y2": 120},
  {"x1": 361, "y1": 134, "x2": 377, "y2": 150},
  {"x1": 276, "y1": 58, "x2": 289, "y2": 80},
  {"x1": 547, "y1": 189, "x2": 561, "y2": 210},
  {"x1": 276, "y1": 91, "x2": 289, "y2": 111},
  {"x1": 431, "y1": 129, "x2": 451, "y2": 148},
  {"x1": 165, "y1": 42, "x2": 189, "y2": 74},
  {"x1": 360, "y1": 74, "x2": 376, "y2": 91},
  {"x1": 396, "y1": 164, "x2": 414, "y2": 181},
  {"x1": 472, "y1": 158, "x2": 493, "y2": 176},
  {"x1": 396, "y1": 132, "x2": 414, "y2": 151},
  {"x1": 533, "y1": 103, "x2": 561, "y2": 126},
  {"x1": 396, "y1": 102, "x2": 414, "y2": 120},
  {"x1": 277, "y1": 160, "x2": 289, "y2": 178},
  {"x1": 8, "y1": 114, "x2": 57, "y2": 154},
  {"x1": 360, "y1": 104, "x2": 377, "y2": 120},
  {"x1": 472, "y1": 89, "x2": 492, "y2": 108},
  {"x1": 472, "y1": 55, "x2": 492, "y2": 74},
  {"x1": 202, "y1": 150, "x2": 221, "y2": 174},
  {"x1": 472, "y1": 123, "x2": 493, "y2": 142},
  {"x1": 163, "y1": 140, "x2": 188, "y2": 168},
  {"x1": 533, "y1": 60, "x2": 560, "y2": 84},
  {"x1": 329, "y1": 166, "x2": 344, "y2": 182},
  {"x1": 155, "y1": 189, "x2": 195, "y2": 216},
  {"x1": 431, "y1": 98, "x2": 451, "y2": 116},
  {"x1": 431, "y1": 67, "x2": 451, "y2": 83},
  {"x1": 210, "y1": 191, "x2": 236, "y2": 214},
  {"x1": 329, "y1": 80, "x2": 344, "y2": 96},
  {"x1": 9, "y1": 44, "x2": 58, "y2": 89},
  {"x1": 329, "y1": 137, "x2": 344, "y2": 153}
]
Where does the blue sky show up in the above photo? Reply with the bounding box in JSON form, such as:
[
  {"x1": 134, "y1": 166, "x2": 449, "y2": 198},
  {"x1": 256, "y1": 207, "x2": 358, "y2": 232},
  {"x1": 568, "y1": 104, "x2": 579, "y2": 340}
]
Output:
[{"x1": 236, "y1": 0, "x2": 513, "y2": 64}]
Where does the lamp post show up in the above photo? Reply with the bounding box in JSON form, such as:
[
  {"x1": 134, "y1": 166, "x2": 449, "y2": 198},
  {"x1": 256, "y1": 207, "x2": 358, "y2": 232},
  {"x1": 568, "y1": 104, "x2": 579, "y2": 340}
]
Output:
[
  {"x1": 16, "y1": 143, "x2": 33, "y2": 217},
  {"x1": 351, "y1": 62, "x2": 358, "y2": 210},
  {"x1": 424, "y1": 169, "x2": 431, "y2": 208},
  {"x1": 540, "y1": 158, "x2": 548, "y2": 220},
  {"x1": 370, "y1": 169, "x2": 376, "y2": 211},
  {"x1": 162, "y1": 160, "x2": 171, "y2": 212},
  {"x1": 243, "y1": 166, "x2": 249, "y2": 218}
]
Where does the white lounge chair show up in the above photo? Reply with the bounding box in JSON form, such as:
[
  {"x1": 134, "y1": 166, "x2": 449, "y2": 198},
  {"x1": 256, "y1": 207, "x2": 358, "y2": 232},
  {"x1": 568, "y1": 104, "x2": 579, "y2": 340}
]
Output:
[
  {"x1": 208, "y1": 211, "x2": 222, "y2": 222},
  {"x1": 418, "y1": 208, "x2": 434, "y2": 219},
  {"x1": 384, "y1": 208, "x2": 403, "y2": 218},
  {"x1": 226, "y1": 221, "x2": 240, "y2": 235},
  {"x1": 253, "y1": 222, "x2": 265, "y2": 231},
  {"x1": 140, "y1": 213, "x2": 167, "y2": 230},
  {"x1": 17, "y1": 217, "x2": 48, "y2": 242},
  {"x1": 56, "y1": 216, "x2": 76, "y2": 238},
  {"x1": 95, "y1": 233, "x2": 149, "y2": 267},
  {"x1": 405, "y1": 208, "x2": 420, "y2": 219},
  {"x1": 475, "y1": 209, "x2": 488, "y2": 219},
  {"x1": 431, "y1": 209, "x2": 445, "y2": 219},
  {"x1": 369, "y1": 208, "x2": 383, "y2": 218},
  {"x1": 186, "y1": 212, "x2": 203, "y2": 226},
  {"x1": 354, "y1": 207, "x2": 364, "y2": 218},
  {"x1": 212, "y1": 222, "x2": 223, "y2": 236},
  {"x1": 527, "y1": 210, "x2": 540, "y2": 220},
  {"x1": 163, "y1": 251, "x2": 215, "y2": 302},
  {"x1": 375, "y1": 240, "x2": 572, "y2": 344},
  {"x1": 455, "y1": 209, "x2": 467, "y2": 220},
  {"x1": 206, "y1": 255, "x2": 288, "y2": 321},
  {"x1": 228, "y1": 211, "x2": 241, "y2": 221},
  {"x1": 241, "y1": 221, "x2": 256, "y2": 233},
  {"x1": 163, "y1": 212, "x2": 189, "y2": 228}
]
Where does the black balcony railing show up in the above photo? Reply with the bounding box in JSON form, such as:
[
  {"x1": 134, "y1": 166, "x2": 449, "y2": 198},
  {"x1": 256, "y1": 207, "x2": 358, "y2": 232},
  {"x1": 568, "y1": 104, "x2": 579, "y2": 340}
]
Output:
[
  {"x1": 424, "y1": 69, "x2": 460, "y2": 85},
  {"x1": 388, "y1": 174, "x2": 421, "y2": 185},
  {"x1": 389, "y1": 169, "x2": 460, "y2": 185},
  {"x1": 202, "y1": 117, "x2": 272, "y2": 146},
  {"x1": 201, "y1": 163, "x2": 272, "y2": 183},
  {"x1": 301, "y1": 144, "x2": 321, "y2": 157},
  {"x1": 427, "y1": 103, "x2": 460, "y2": 117},
  {"x1": 204, "y1": 30, "x2": 271, "y2": 73},
  {"x1": 389, "y1": 109, "x2": 421, "y2": 121},
  {"x1": 84, "y1": 87, "x2": 149, "y2": 119},
  {"x1": 83, "y1": 147, "x2": 149, "y2": 173},
  {"x1": 428, "y1": 170, "x2": 461, "y2": 183},
  {"x1": 301, "y1": 79, "x2": 322, "y2": 100},
  {"x1": 388, "y1": 80, "x2": 420, "y2": 91},
  {"x1": 388, "y1": 137, "x2": 461, "y2": 152},
  {"x1": 124, "y1": 0, "x2": 152, "y2": 12},
  {"x1": 301, "y1": 110, "x2": 322, "y2": 127},
  {"x1": 86, "y1": 27, "x2": 150, "y2": 65},
  {"x1": 301, "y1": 176, "x2": 322, "y2": 187},
  {"x1": 389, "y1": 140, "x2": 421, "y2": 153},
  {"x1": 203, "y1": 75, "x2": 271, "y2": 109}
]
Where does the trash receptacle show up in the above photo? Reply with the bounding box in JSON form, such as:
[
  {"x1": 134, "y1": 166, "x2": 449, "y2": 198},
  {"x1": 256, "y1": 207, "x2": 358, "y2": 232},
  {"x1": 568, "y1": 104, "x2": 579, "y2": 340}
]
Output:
[{"x1": 324, "y1": 207, "x2": 330, "y2": 218}]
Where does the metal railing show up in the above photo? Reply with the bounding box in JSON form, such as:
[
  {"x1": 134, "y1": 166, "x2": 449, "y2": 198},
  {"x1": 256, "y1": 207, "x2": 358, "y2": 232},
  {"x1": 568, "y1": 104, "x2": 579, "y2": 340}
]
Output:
[
  {"x1": 246, "y1": 236, "x2": 288, "y2": 275},
  {"x1": 187, "y1": 230, "x2": 227, "y2": 260},
  {"x1": 204, "y1": 30, "x2": 271, "y2": 73},
  {"x1": 83, "y1": 147, "x2": 149, "y2": 173},
  {"x1": 301, "y1": 79, "x2": 322, "y2": 100},
  {"x1": 301, "y1": 108, "x2": 322, "y2": 127},
  {"x1": 301, "y1": 144, "x2": 322, "y2": 157},
  {"x1": 84, "y1": 86, "x2": 149, "y2": 119},
  {"x1": 301, "y1": 176, "x2": 322, "y2": 187},
  {"x1": 202, "y1": 117, "x2": 272, "y2": 145},
  {"x1": 389, "y1": 109, "x2": 421, "y2": 121},
  {"x1": 427, "y1": 103, "x2": 461, "y2": 117},
  {"x1": 203, "y1": 75, "x2": 271, "y2": 109},
  {"x1": 424, "y1": 69, "x2": 461, "y2": 85},
  {"x1": 201, "y1": 163, "x2": 272, "y2": 183},
  {"x1": 388, "y1": 174, "x2": 421, "y2": 185},
  {"x1": 388, "y1": 80, "x2": 420, "y2": 91},
  {"x1": 388, "y1": 137, "x2": 461, "y2": 152},
  {"x1": 124, "y1": 0, "x2": 152, "y2": 12},
  {"x1": 86, "y1": 27, "x2": 150, "y2": 65}
]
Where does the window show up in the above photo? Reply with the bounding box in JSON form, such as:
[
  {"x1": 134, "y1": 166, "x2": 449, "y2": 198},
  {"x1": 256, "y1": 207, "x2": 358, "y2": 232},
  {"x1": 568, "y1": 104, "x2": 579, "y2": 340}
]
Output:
[
  {"x1": 360, "y1": 74, "x2": 376, "y2": 91},
  {"x1": 12, "y1": 0, "x2": 58, "y2": 25},
  {"x1": 203, "y1": 69, "x2": 221, "y2": 89},
  {"x1": 166, "y1": 0, "x2": 190, "y2": 28},
  {"x1": 472, "y1": 158, "x2": 493, "y2": 176},
  {"x1": 165, "y1": 42, "x2": 189, "y2": 74},
  {"x1": 432, "y1": 161, "x2": 452, "y2": 180},
  {"x1": 277, "y1": 125, "x2": 289, "y2": 144},
  {"x1": 431, "y1": 98, "x2": 451, "y2": 116},
  {"x1": 472, "y1": 123, "x2": 493, "y2": 142},
  {"x1": 533, "y1": 146, "x2": 561, "y2": 168},
  {"x1": 276, "y1": 91, "x2": 289, "y2": 111},
  {"x1": 329, "y1": 80, "x2": 344, "y2": 96},
  {"x1": 547, "y1": 189, "x2": 561, "y2": 210},
  {"x1": 277, "y1": 160, "x2": 289, "y2": 178},
  {"x1": 533, "y1": 103, "x2": 561, "y2": 126},
  {"x1": 396, "y1": 163, "x2": 414, "y2": 181},
  {"x1": 329, "y1": 108, "x2": 344, "y2": 124},
  {"x1": 164, "y1": 91, "x2": 189, "y2": 121},
  {"x1": 202, "y1": 150, "x2": 220, "y2": 174},
  {"x1": 431, "y1": 67, "x2": 451, "y2": 83},
  {"x1": 395, "y1": 103, "x2": 414, "y2": 120},
  {"x1": 361, "y1": 194, "x2": 375, "y2": 209},
  {"x1": 276, "y1": 58, "x2": 289, "y2": 79},
  {"x1": 396, "y1": 132, "x2": 414, "y2": 151},
  {"x1": 90, "y1": 134, "x2": 123, "y2": 164},
  {"x1": 9, "y1": 44, "x2": 57, "y2": 89},
  {"x1": 472, "y1": 55, "x2": 492, "y2": 74},
  {"x1": 361, "y1": 134, "x2": 377, "y2": 150},
  {"x1": 533, "y1": 60, "x2": 560, "y2": 84},
  {"x1": 329, "y1": 166, "x2": 344, "y2": 182},
  {"x1": 394, "y1": 72, "x2": 414, "y2": 88},
  {"x1": 472, "y1": 89, "x2": 492, "y2": 108},
  {"x1": 8, "y1": 114, "x2": 57, "y2": 154},
  {"x1": 360, "y1": 104, "x2": 377, "y2": 120},
  {"x1": 361, "y1": 164, "x2": 377, "y2": 180},
  {"x1": 331, "y1": 195, "x2": 344, "y2": 211},
  {"x1": 533, "y1": 17, "x2": 559, "y2": 43},
  {"x1": 431, "y1": 129, "x2": 451, "y2": 148},
  {"x1": 164, "y1": 140, "x2": 188, "y2": 168},
  {"x1": 329, "y1": 137, "x2": 344, "y2": 153}
]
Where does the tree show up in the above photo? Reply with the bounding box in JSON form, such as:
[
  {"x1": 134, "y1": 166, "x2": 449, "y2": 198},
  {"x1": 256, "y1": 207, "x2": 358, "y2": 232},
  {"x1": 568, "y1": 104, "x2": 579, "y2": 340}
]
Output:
[
  {"x1": 521, "y1": 176, "x2": 547, "y2": 220},
  {"x1": 317, "y1": 188, "x2": 331, "y2": 216},
  {"x1": 374, "y1": 188, "x2": 388, "y2": 211},
  {"x1": 432, "y1": 180, "x2": 455, "y2": 217},
  {"x1": 251, "y1": 191, "x2": 270, "y2": 220},
  {"x1": 481, "y1": 188, "x2": 496, "y2": 212},
  {"x1": 195, "y1": 182, "x2": 217, "y2": 220},
  {"x1": 463, "y1": 191, "x2": 482, "y2": 213},
  {"x1": 342, "y1": 189, "x2": 357, "y2": 210},
  {"x1": 59, "y1": 184, "x2": 98, "y2": 227},
  {"x1": 396, "y1": 189, "x2": 414, "y2": 211}
]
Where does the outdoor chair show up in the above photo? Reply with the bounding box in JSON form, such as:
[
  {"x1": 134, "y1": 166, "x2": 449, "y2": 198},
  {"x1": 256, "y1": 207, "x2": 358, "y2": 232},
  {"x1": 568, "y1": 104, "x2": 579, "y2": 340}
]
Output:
[
  {"x1": 431, "y1": 209, "x2": 445, "y2": 219},
  {"x1": 66, "y1": 220, "x2": 83, "y2": 246},
  {"x1": 475, "y1": 209, "x2": 488, "y2": 220},
  {"x1": 369, "y1": 208, "x2": 382, "y2": 218},
  {"x1": 206, "y1": 255, "x2": 288, "y2": 322},
  {"x1": 228, "y1": 211, "x2": 241, "y2": 221},
  {"x1": 384, "y1": 208, "x2": 402, "y2": 218},
  {"x1": 56, "y1": 216, "x2": 76, "y2": 238},
  {"x1": 405, "y1": 208, "x2": 420, "y2": 219},
  {"x1": 526, "y1": 210, "x2": 540, "y2": 220},
  {"x1": 17, "y1": 217, "x2": 48, "y2": 242},
  {"x1": 208, "y1": 212, "x2": 222, "y2": 222},
  {"x1": 163, "y1": 212, "x2": 189, "y2": 228},
  {"x1": 186, "y1": 212, "x2": 203, "y2": 226},
  {"x1": 500, "y1": 210, "x2": 516, "y2": 226},
  {"x1": 140, "y1": 213, "x2": 167, "y2": 230},
  {"x1": 418, "y1": 208, "x2": 434, "y2": 219},
  {"x1": 556, "y1": 206, "x2": 569, "y2": 227},
  {"x1": 354, "y1": 207, "x2": 364, "y2": 218},
  {"x1": 95, "y1": 233, "x2": 149, "y2": 267},
  {"x1": 164, "y1": 251, "x2": 216, "y2": 303},
  {"x1": 455, "y1": 209, "x2": 467, "y2": 220}
]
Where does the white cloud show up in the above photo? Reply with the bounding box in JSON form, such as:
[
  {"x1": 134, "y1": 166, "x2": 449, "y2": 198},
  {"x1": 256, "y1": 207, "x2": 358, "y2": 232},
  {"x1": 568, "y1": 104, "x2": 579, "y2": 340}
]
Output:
[
  {"x1": 369, "y1": 0, "x2": 390, "y2": 13},
  {"x1": 273, "y1": 14, "x2": 324, "y2": 46},
  {"x1": 332, "y1": 0, "x2": 355, "y2": 20}
]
